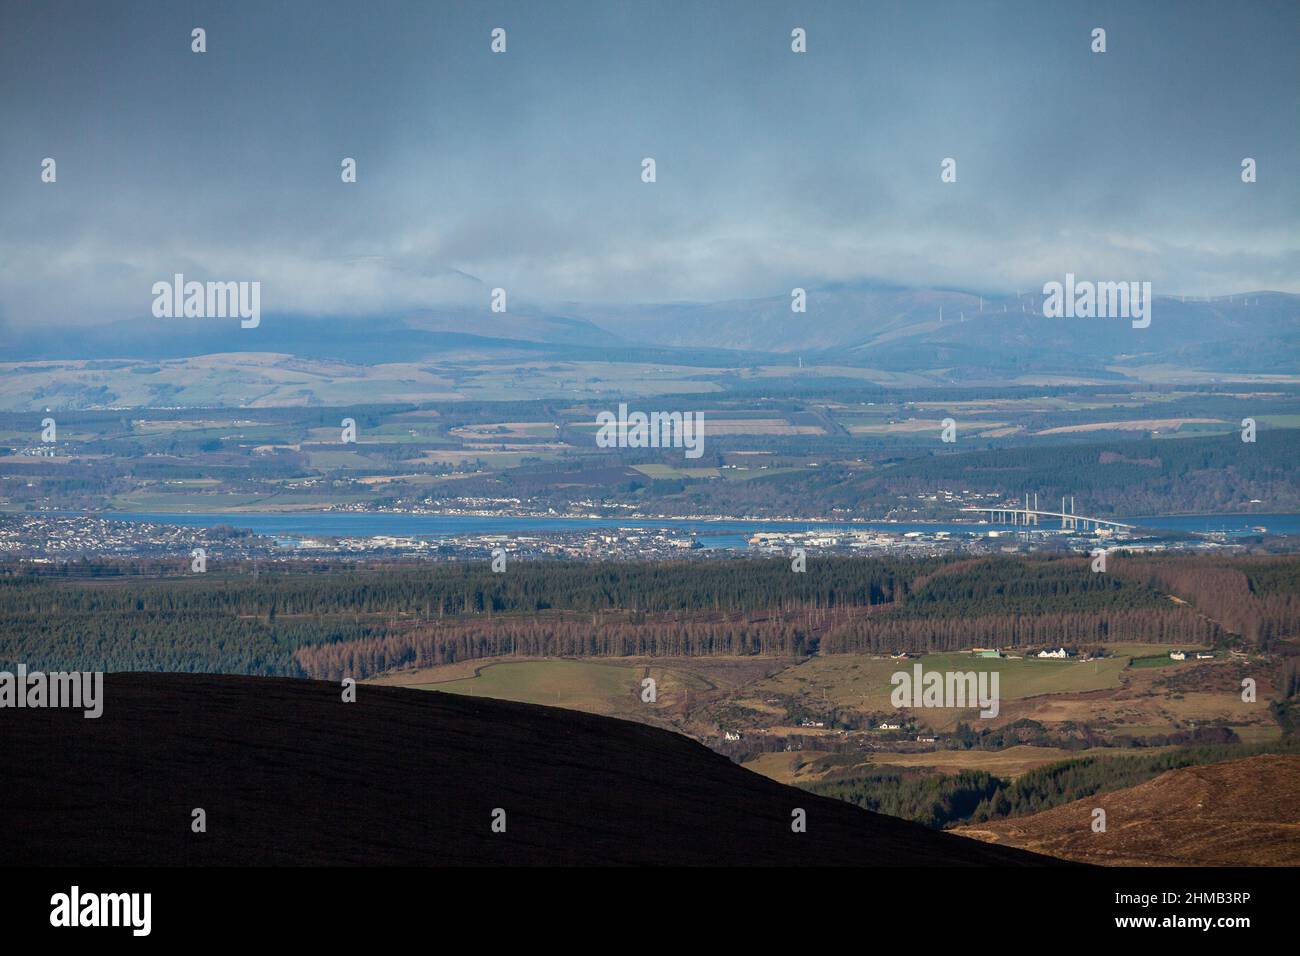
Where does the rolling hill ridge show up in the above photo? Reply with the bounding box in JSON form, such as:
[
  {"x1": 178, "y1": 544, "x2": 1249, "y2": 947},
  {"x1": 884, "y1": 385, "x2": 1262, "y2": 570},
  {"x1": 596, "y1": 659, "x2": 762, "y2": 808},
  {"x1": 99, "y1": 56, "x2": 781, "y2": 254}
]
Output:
[{"x1": 2, "y1": 672, "x2": 1062, "y2": 866}]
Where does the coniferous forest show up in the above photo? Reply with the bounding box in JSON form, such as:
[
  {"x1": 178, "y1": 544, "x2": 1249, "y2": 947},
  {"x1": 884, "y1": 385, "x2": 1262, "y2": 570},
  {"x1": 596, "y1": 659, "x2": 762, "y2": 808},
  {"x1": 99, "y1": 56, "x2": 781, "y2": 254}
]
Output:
[{"x1": 2, "y1": 554, "x2": 1297, "y2": 678}]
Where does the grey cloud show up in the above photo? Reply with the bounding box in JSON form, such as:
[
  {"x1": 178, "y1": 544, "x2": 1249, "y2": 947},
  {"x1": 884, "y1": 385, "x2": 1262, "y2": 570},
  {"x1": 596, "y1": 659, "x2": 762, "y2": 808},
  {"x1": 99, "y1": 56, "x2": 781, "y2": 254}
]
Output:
[{"x1": 0, "y1": 0, "x2": 1296, "y2": 329}]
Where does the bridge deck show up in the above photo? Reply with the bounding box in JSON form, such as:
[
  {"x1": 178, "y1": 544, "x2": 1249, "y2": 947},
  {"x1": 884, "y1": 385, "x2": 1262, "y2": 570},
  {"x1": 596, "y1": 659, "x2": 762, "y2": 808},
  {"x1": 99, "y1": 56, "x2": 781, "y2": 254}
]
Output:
[{"x1": 959, "y1": 507, "x2": 1133, "y2": 530}]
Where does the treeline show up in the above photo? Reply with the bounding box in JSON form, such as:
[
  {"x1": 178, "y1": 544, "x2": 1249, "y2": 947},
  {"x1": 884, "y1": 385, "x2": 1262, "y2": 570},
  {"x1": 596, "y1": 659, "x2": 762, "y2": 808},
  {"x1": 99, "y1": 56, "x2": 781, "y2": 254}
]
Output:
[
  {"x1": 1270, "y1": 658, "x2": 1300, "y2": 735},
  {"x1": 805, "y1": 736, "x2": 1300, "y2": 829},
  {"x1": 1116, "y1": 556, "x2": 1300, "y2": 648},
  {"x1": 725, "y1": 718, "x2": 1238, "y2": 767},
  {"x1": 3, "y1": 553, "x2": 1296, "y2": 677},
  {"x1": 820, "y1": 606, "x2": 1220, "y2": 654},
  {"x1": 0, "y1": 556, "x2": 926, "y2": 619},
  {"x1": 294, "y1": 615, "x2": 816, "y2": 680},
  {"x1": 0, "y1": 608, "x2": 384, "y2": 675},
  {"x1": 807, "y1": 769, "x2": 1001, "y2": 830},
  {"x1": 884, "y1": 556, "x2": 1168, "y2": 618},
  {"x1": 0, "y1": 557, "x2": 909, "y2": 675},
  {"x1": 946, "y1": 718, "x2": 1237, "y2": 752},
  {"x1": 813, "y1": 553, "x2": 1247, "y2": 655}
]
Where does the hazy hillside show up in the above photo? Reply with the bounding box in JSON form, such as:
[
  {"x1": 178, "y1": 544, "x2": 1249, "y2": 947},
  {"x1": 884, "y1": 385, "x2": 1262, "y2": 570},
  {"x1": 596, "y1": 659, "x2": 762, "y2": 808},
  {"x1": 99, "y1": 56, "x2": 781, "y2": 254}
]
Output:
[
  {"x1": 582, "y1": 285, "x2": 1300, "y2": 373},
  {"x1": 0, "y1": 308, "x2": 624, "y2": 365},
  {"x1": 4, "y1": 285, "x2": 1295, "y2": 379}
]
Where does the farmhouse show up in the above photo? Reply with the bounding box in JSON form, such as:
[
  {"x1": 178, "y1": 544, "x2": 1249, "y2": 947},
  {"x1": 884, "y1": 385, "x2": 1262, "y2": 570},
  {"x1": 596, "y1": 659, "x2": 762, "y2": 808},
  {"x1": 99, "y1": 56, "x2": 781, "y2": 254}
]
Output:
[
  {"x1": 1169, "y1": 650, "x2": 1187, "y2": 661},
  {"x1": 1037, "y1": 647, "x2": 1069, "y2": 659}
]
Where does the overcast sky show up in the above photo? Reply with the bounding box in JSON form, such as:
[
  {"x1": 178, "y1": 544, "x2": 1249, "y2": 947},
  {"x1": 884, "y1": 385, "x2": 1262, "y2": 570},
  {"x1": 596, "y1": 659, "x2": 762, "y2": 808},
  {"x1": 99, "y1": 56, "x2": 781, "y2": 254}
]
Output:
[{"x1": 1, "y1": 0, "x2": 1297, "y2": 328}]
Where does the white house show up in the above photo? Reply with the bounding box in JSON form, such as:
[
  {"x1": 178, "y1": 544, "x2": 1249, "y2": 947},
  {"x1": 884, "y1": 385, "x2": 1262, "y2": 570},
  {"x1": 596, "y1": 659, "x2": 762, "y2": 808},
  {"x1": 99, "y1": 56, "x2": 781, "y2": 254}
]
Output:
[
  {"x1": 1169, "y1": 650, "x2": 1187, "y2": 661},
  {"x1": 1038, "y1": 647, "x2": 1068, "y2": 659}
]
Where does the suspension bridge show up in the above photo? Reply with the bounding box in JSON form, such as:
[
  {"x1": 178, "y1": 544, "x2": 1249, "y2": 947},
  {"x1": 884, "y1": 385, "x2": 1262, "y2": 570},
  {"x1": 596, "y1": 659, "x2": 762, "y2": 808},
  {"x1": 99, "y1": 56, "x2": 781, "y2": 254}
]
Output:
[{"x1": 960, "y1": 495, "x2": 1134, "y2": 531}]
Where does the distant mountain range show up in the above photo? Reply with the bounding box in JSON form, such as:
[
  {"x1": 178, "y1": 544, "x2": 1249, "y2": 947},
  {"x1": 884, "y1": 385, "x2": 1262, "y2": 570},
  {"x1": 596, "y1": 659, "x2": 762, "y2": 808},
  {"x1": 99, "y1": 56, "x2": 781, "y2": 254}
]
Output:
[
  {"x1": 570, "y1": 283, "x2": 1300, "y2": 374},
  {"x1": 3, "y1": 283, "x2": 1297, "y2": 376}
]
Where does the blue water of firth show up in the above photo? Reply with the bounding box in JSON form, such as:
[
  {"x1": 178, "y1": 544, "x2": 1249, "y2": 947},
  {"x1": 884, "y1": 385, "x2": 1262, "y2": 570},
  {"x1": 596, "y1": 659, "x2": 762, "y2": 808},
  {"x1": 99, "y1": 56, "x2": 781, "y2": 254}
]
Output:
[{"x1": 89, "y1": 510, "x2": 1300, "y2": 550}]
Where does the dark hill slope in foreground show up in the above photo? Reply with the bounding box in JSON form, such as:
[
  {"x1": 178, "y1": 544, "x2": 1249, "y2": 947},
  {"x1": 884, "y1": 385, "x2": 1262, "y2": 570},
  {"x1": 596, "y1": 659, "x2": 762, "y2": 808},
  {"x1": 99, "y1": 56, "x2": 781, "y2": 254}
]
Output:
[{"x1": 3, "y1": 673, "x2": 1058, "y2": 866}]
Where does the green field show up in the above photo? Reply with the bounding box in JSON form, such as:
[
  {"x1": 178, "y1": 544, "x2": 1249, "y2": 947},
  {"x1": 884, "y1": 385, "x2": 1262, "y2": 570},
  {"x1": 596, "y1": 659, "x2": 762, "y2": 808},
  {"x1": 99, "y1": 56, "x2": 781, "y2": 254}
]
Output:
[
  {"x1": 632, "y1": 464, "x2": 721, "y2": 480},
  {"x1": 405, "y1": 657, "x2": 737, "y2": 720},
  {"x1": 752, "y1": 652, "x2": 1131, "y2": 715},
  {"x1": 415, "y1": 660, "x2": 648, "y2": 716},
  {"x1": 424, "y1": 659, "x2": 631, "y2": 697},
  {"x1": 920, "y1": 652, "x2": 1132, "y2": 698},
  {"x1": 1129, "y1": 654, "x2": 1189, "y2": 669}
]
